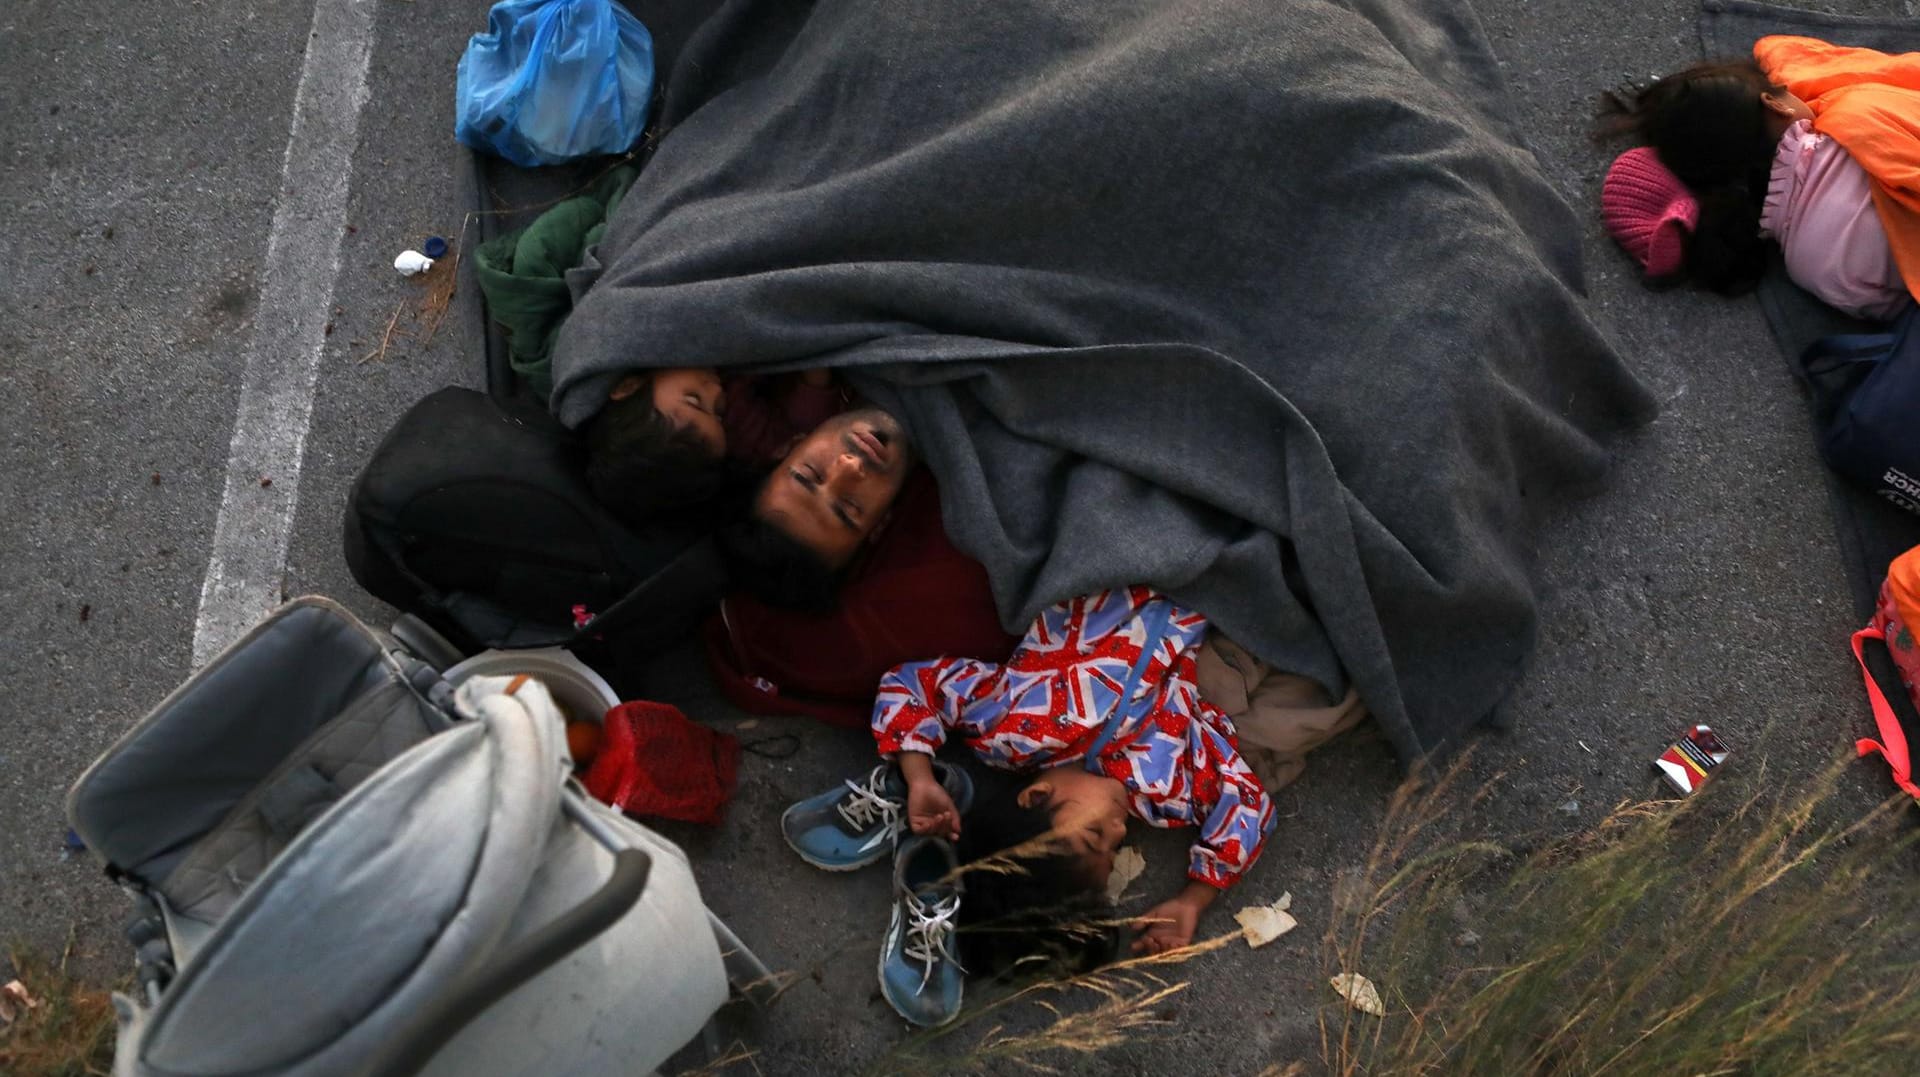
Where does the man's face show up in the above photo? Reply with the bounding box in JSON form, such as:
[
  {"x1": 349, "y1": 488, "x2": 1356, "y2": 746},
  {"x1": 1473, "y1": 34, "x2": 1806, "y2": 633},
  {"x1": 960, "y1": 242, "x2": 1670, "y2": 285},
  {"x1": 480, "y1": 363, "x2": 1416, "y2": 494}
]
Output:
[{"x1": 755, "y1": 407, "x2": 916, "y2": 567}]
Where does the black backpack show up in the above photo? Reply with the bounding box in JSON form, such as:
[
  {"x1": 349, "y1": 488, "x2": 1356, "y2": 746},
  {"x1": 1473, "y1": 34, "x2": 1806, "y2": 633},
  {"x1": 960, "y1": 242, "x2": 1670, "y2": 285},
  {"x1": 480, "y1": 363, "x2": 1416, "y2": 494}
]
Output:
[
  {"x1": 343, "y1": 387, "x2": 725, "y2": 683},
  {"x1": 1800, "y1": 305, "x2": 1920, "y2": 517}
]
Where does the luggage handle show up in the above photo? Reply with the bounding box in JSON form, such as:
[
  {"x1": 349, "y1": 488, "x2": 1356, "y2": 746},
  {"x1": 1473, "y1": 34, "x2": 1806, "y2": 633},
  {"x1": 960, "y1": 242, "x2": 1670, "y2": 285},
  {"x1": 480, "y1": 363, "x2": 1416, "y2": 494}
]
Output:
[
  {"x1": 1851, "y1": 626, "x2": 1920, "y2": 801},
  {"x1": 366, "y1": 793, "x2": 653, "y2": 1077}
]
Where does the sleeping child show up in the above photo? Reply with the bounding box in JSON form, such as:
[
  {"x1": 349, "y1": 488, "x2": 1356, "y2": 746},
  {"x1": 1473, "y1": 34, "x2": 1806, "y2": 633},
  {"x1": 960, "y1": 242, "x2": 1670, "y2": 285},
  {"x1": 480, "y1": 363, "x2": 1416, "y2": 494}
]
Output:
[
  {"x1": 1597, "y1": 37, "x2": 1920, "y2": 321},
  {"x1": 779, "y1": 585, "x2": 1361, "y2": 1027},
  {"x1": 582, "y1": 366, "x2": 848, "y2": 526}
]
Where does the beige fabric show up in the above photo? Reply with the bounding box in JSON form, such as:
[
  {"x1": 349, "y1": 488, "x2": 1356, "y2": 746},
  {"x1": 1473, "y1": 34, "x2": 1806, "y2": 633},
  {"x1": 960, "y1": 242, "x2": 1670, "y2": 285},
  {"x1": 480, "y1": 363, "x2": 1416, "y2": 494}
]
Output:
[{"x1": 1195, "y1": 634, "x2": 1367, "y2": 791}]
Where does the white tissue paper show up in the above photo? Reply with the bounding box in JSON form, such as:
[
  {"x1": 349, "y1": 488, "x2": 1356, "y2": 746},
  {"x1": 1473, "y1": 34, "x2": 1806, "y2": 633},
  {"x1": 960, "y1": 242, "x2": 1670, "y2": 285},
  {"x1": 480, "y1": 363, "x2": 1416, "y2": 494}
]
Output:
[{"x1": 393, "y1": 249, "x2": 435, "y2": 276}]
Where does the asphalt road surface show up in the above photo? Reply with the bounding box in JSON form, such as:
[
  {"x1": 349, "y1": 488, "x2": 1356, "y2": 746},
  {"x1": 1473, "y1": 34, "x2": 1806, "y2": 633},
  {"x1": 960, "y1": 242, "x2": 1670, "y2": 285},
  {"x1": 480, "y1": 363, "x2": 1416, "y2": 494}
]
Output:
[{"x1": 2, "y1": 0, "x2": 1914, "y2": 1072}]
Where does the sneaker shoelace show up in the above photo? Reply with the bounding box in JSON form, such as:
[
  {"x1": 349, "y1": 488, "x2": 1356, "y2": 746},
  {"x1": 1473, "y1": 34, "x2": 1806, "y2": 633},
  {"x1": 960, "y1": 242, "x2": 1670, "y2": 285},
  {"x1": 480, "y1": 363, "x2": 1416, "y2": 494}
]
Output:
[
  {"x1": 902, "y1": 891, "x2": 962, "y2": 993},
  {"x1": 837, "y1": 768, "x2": 904, "y2": 836}
]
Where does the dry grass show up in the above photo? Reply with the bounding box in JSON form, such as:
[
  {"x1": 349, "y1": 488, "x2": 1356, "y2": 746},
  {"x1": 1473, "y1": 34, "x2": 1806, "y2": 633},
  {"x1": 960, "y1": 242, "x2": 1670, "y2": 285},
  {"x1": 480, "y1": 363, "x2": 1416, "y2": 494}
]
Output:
[
  {"x1": 356, "y1": 248, "x2": 460, "y2": 366},
  {"x1": 854, "y1": 832, "x2": 1251, "y2": 1073},
  {"x1": 863, "y1": 754, "x2": 1920, "y2": 1076},
  {"x1": 1324, "y1": 757, "x2": 1920, "y2": 1076},
  {"x1": 680, "y1": 753, "x2": 1920, "y2": 1076},
  {"x1": 0, "y1": 934, "x2": 118, "y2": 1077},
  {"x1": 870, "y1": 935, "x2": 1244, "y2": 1076}
]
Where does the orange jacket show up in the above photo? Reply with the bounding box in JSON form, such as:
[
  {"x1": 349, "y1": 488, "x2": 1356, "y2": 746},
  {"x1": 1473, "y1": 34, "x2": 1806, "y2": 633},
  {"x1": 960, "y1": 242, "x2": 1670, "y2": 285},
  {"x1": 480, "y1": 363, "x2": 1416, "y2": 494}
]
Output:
[
  {"x1": 1756, "y1": 35, "x2": 1920, "y2": 304},
  {"x1": 1893, "y1": 543, "x2": 1920, "y2": 635}
]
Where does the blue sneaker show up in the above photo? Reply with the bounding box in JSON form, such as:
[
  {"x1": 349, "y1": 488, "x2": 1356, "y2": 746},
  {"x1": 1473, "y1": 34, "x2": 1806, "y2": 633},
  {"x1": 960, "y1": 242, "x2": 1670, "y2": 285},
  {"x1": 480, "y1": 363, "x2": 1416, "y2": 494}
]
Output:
[
  {"x1": 782, "y1": 762, "x2": 973, "y2": 872},
  {"x1": 879, "y1": 836, "x2": 966, "y2": 1027}
]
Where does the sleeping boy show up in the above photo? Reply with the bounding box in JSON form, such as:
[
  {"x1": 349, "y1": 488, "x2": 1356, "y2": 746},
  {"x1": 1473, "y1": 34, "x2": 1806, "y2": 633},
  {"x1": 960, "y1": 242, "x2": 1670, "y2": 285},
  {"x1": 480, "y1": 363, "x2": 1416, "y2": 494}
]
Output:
[
  {"x1": 582, "y1": 365, "x2": 848, "y2": 526},
  {"x1": 781, "y1": 585, "x2": 1359, "y2": 1026}
]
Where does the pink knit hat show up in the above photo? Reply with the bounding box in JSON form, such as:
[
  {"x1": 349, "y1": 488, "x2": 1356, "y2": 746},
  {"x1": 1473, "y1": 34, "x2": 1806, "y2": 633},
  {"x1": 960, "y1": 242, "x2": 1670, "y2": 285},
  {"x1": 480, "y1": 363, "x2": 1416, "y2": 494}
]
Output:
[{"x1": 1601, "y1": 147, "x2": 1699, "y2": 278}]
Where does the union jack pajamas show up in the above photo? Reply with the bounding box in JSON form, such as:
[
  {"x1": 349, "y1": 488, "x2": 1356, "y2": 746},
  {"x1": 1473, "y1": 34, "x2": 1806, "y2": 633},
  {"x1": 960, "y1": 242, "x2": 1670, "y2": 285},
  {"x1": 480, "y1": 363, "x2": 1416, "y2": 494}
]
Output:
[{"x1": 872, "y1": 586, "x2": 1275, "y2": 889}]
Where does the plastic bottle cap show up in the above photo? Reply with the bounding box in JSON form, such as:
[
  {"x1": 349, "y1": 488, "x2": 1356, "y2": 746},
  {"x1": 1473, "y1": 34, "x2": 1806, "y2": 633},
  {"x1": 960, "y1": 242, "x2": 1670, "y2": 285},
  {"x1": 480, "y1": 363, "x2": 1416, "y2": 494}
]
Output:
[{"x1": 423, "y1": 236, "x2": 449, "y2": 259}]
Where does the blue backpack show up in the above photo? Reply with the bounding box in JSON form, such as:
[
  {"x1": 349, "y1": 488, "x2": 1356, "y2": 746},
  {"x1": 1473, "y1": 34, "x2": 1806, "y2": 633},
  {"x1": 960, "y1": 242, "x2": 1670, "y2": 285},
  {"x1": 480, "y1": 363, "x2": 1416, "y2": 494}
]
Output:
[{"x1": 1800, "y1": 305, "x2": 1920, "y2": 517}]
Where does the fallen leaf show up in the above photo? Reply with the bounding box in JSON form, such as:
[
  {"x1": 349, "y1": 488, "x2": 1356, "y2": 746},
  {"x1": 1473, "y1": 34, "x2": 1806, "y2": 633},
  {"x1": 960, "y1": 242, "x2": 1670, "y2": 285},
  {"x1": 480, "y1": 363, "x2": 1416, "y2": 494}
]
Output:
[
  {"x1": 1235, "y1": 892, "x2": 1298, "y2": 947},
  {"x1": 1329, "y1": 972, "x2": 1385, "y2": 1017},
  {"x1": 0, "y1": 979, "x2": 38, "y2": 1025},
  {"x1": 1105, "y1": 846, "x2": 1146, "y2": 902}
]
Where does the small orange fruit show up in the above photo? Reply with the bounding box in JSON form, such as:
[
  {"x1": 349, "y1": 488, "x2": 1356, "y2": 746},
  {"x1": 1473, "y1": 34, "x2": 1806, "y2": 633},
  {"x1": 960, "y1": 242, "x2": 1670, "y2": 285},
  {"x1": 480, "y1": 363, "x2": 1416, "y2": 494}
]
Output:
[{"x1": 566, "y1": 720, "x2": 603, "y2": 766}]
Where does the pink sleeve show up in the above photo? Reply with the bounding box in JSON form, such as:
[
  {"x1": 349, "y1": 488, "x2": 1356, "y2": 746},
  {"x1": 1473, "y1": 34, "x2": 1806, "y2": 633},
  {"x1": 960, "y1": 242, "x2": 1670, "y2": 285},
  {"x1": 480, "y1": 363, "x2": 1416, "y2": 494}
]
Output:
[{"x1": 1765, "y1": 124, "x2": 1912, "y2": 321}]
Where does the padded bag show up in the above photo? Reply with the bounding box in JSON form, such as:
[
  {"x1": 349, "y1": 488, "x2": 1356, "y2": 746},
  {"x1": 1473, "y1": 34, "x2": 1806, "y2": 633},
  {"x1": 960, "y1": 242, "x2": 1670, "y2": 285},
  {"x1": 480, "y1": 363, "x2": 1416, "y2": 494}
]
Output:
[
  {"x1": 1854, "y1": 544, "x2": 1920, "y2": 800},
  {"x1": 1800, "y1": 305, "x2": 1920, "y2": 516},
  {"x1": 343, "y1": 387, "x2": 723, "y2": 664}
]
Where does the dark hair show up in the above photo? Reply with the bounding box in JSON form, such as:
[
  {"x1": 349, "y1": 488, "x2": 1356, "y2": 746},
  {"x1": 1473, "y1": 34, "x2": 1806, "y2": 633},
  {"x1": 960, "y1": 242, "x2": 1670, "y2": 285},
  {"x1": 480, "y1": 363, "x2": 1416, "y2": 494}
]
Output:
[
  {"x1": 954, "y1": 796, "x2": 1122, "y2": 980},
  {"x1": 715, "y1": 510, "x2": 845, "y2": 612},
  {"x1": 1596, "y1": 60, "x2": 1779, "y2": 295},
  {"x1": 583, "y1": 376, "x2": 726, "y2": 528}
]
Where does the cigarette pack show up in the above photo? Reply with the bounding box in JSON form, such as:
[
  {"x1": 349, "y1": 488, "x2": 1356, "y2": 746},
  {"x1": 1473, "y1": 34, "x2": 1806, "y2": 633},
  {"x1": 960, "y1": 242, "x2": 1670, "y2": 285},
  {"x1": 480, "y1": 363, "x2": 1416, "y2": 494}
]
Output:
[{"x1": 1654, "y1": 724, "x2": 1729, "y2": 796}]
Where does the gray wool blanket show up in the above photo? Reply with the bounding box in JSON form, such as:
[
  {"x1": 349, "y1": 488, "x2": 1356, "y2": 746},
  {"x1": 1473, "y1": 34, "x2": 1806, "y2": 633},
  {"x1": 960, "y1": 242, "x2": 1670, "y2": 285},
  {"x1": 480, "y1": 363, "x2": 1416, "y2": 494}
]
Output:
[{"x1": 549, "y1": 0, "x2": 1658, "y2": 764}]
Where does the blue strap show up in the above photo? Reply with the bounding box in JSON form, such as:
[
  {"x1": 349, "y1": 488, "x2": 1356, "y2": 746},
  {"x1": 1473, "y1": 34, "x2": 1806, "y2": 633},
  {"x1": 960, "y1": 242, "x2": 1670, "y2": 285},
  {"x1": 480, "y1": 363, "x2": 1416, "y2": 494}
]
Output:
[{"x1": 1083, "y1": 600, "x2": 1174, "y2": 772}]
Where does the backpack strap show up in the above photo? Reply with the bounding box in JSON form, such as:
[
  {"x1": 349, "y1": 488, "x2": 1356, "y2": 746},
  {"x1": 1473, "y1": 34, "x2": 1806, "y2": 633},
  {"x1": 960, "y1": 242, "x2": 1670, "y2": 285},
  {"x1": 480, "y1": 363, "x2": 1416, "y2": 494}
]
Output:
[
  {"x1": 572, "y1": 537, "x2": 728, "y2": 651},
  {"x1": 1851, "y1": 625, "x2": 1920, "y2": 800},
  {"x1": 1081, "y1": 599, "x2": 1175, "y2": 773}
]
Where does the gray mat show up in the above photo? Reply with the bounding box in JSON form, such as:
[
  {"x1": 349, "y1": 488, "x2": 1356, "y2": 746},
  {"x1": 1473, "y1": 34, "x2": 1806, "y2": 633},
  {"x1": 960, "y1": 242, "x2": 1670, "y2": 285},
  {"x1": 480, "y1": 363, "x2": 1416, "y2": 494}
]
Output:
[{"x1": 1699, "y1": 0, "x2": 1920, "y2": 619}]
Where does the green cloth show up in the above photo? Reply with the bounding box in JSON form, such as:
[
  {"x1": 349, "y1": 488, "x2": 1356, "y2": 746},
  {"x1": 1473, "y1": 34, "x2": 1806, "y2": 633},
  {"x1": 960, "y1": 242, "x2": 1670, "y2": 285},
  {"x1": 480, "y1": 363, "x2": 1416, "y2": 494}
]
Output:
[{"x1": 474, "y1": 166, "x2": 638, "y2": 399}]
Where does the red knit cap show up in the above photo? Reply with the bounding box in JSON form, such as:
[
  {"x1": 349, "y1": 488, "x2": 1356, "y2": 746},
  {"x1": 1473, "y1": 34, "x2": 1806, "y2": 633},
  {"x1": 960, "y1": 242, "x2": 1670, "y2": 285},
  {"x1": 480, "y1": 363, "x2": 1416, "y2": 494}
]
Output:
[{"x1": 1601, "y1": 147, "x2": 1699, "y2": 279}]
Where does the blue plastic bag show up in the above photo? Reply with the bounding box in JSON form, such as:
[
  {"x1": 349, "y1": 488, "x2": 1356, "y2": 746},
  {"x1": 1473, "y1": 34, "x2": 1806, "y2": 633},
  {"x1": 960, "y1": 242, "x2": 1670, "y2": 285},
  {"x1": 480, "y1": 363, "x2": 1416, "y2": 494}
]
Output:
[{"x1": 455, "y1": 0, "x2": 654, "y2": 167}]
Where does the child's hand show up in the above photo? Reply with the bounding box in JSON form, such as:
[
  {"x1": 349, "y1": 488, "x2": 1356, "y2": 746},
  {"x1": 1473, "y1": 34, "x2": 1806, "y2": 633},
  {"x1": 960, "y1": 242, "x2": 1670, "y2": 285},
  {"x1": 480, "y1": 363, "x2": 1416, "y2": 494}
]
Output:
[
  {"x1": 1131, "y1": 883, "x2": 1217, "y2": 955},
  {"x1": 1131, "y1": 897, "x2": 1199, "y2": 954},
  {"x1": 907, "y1": 780, "x2": 961, "y2": 841}
]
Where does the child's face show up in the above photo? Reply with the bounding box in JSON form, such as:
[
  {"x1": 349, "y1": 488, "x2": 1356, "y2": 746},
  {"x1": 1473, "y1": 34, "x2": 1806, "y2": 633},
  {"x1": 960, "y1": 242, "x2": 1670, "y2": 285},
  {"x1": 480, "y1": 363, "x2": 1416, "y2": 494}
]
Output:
[
  {"x1": 651, "y1": 367, "x2": 727, "y2": 456},
  {"x1": 1017, "y1": 767, "x2": 1131, "y2": 886}
]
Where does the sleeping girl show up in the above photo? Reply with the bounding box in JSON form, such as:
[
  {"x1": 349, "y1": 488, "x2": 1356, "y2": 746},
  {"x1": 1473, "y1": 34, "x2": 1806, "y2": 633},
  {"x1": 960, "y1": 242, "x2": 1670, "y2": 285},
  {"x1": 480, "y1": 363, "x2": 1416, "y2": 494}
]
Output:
[{"x1": 1597, "y1": 37, "x2": 1920, "y2": 321}]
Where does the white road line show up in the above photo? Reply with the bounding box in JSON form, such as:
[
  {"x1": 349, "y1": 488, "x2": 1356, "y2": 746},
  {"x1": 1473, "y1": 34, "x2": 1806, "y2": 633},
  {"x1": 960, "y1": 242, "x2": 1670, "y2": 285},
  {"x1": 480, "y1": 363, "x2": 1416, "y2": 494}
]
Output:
[{"x1": 191, "y1": 0, "x2": 376, "y2": 666}]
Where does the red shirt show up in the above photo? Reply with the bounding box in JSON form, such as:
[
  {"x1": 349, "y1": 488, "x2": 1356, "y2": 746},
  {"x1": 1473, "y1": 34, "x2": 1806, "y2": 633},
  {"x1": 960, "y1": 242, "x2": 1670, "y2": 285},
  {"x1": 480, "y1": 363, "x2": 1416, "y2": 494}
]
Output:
[
  {"x1": 702, "y1": 469, "x2": 1018, "y2": 726},
  {"x1": 721, "y1": 374, "x2": 850, "y2": 464}
]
